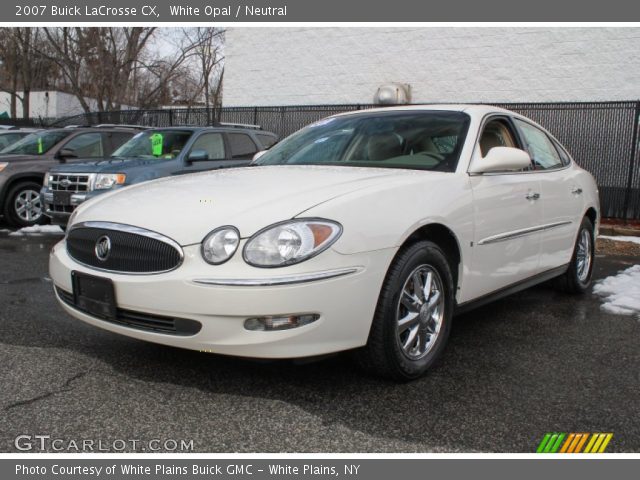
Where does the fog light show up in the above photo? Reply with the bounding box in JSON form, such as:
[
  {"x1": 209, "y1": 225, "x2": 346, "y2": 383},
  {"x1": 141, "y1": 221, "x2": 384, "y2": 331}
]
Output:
[{"x1": 244, "y1": 314, "x2": 319, "y2": 331}]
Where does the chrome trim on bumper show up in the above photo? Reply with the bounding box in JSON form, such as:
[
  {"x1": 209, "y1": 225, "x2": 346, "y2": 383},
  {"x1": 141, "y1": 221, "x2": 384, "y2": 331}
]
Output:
[
  {"x1": 192, "y1": 267, "x2": 362, "y2": 287},
  {"x1": 478, "y1": 221, "x2": 573, "y2": 246}
]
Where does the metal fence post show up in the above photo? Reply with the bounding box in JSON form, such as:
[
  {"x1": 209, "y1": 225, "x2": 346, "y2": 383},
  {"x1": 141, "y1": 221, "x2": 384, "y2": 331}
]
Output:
[{"x1": 622, "y1": 101, "x2": 640, "y2": 223}]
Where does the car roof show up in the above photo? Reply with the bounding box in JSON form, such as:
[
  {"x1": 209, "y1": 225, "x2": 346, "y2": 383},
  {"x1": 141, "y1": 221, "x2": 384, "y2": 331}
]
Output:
[
  {"x1": 332, "y1": 104, "x2": 515, "y2": 118},
  {"x1": 132, "y1": 126, "x2": 277, "y2": 135}
]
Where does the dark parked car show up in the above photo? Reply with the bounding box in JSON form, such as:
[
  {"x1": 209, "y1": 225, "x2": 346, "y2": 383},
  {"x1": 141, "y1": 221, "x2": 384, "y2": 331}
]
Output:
[
  {"x1": 0, "y1": 127, "x2": 42, "y2": 150},
  {"x1": 0, "y1": 126, "x2": 141, "y2": 227},
  {"x1": 40, "y1": 124, "x2": 278, "y2": 226}
]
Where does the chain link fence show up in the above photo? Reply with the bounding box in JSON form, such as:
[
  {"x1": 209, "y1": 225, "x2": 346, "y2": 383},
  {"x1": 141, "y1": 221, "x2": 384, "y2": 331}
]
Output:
[{"x1": 2, "y1": 101, "x2": 639, "y2": 220}]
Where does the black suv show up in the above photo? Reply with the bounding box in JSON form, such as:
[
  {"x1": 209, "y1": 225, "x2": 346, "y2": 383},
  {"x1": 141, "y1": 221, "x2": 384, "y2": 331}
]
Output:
[
  {"x1": 41, "y1": 125, "x2": 278, "y2": 226},
  {"x1": 0, "y1": 126, "x2": 141, "y2": 227}
]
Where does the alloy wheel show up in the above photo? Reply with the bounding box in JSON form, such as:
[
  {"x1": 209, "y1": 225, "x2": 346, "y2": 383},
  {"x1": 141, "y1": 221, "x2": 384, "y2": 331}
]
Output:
[
  {"x1": 14, "y1": 189, "x2": 43, "y2": 223},
  {"x1": 396, "y1": 264, "x2": 445, "y2": 360}
]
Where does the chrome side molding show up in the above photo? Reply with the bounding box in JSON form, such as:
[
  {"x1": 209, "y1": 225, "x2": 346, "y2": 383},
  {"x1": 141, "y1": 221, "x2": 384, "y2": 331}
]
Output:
[{"x1": 478, "y1": 221, "x2": 573, "y2": 246}]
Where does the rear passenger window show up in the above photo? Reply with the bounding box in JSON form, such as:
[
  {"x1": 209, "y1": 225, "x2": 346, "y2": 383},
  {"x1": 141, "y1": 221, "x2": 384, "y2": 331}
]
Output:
[
  {"x1": 63, "y1": 133, "x2": 103, "y2": 157},
  {"x1": 514, "y1": 119, "x2": 563, "y2": 170},
  {"x1": 190, "y1": 133, "x2": 226, "y2": 160},
  {"x1": 228, "y1": 133, "x2": 258, "y2": 159},
  {"x1": 256, "y1": 133, "x2": 278, "y2": 149}
]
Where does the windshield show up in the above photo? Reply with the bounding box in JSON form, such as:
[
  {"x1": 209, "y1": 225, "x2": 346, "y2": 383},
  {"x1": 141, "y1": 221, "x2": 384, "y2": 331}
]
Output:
[
  {"x1": 254, "y1": 111, "x2": 470, "y2": 172},
  {"x1": 0, "y1": 131, "x2": 71, "y2": 155},
  {"x1": 112, "y1": 130, "x2": 194, "y2": 159}
]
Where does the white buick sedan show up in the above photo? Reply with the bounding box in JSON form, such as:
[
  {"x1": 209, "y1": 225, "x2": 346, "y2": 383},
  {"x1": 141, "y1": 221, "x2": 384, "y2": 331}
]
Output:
[{"x1": 50, "y1": 106, "x2": 599, "y2": 380}]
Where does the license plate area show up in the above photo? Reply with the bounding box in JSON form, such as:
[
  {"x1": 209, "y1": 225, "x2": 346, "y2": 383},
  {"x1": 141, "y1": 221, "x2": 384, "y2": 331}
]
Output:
[
  {"x1": 72, "y1": 271, "x2": 116, "y2": 320},
  {"x1": 53, "y1": 191, "x2": 72, "y2": 206}
]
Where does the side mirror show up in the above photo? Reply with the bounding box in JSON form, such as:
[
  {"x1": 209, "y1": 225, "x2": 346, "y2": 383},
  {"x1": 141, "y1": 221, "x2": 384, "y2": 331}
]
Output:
[
  {"x1": 57, "y1": 148, "x2": 77, "y2": 161},
  {"x1": 188, "y1": 149, "x2": 209, "y2": 162},
  {"x1": 252, "y1": 150, "x2": 267, "y2": 162},
  {"x1": 468, "y1": 146, "x2": 531, "y2": 174}
]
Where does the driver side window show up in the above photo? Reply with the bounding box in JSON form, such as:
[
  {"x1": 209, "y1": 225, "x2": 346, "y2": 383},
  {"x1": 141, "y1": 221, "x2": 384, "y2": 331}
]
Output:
[{"x1": 479, "y1": 119, "x2": 519, "y2": 157}]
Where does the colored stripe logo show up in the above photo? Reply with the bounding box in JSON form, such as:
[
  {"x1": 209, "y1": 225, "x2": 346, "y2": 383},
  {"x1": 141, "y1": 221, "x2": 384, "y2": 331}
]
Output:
[{"x1": 536, "y1": 433, "x2": 613, "y2": 453}]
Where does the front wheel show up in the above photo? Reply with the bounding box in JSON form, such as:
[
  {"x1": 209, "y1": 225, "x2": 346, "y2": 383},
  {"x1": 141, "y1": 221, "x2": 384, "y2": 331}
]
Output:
[
  {"x1": 555, "y1": 217, "x2": 595, "y2": 294},
  {"x1": 3, "y1": 181, "x2": 47, "y2": 228},
  {"x1": 357, "y1": 241, "x2": 454, "y2": 381}
]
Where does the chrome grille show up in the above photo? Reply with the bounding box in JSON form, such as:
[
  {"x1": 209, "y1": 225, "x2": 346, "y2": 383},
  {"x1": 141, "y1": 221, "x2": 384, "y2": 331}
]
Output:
[
  {"x1": 50, "y1": 173, "x2": 93, "y2": 192},
  {"x1": 66, "y1": 222, "x2": 183, "y2": 274}
]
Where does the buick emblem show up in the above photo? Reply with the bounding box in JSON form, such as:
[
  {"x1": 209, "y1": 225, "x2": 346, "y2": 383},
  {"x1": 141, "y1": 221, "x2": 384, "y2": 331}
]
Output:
[
  {"x1": 59, "y1": 179, "x2": 71, "y2": 188},
  {"x1": 94, "y1": 236, "x2": 112, "y2": 262}
]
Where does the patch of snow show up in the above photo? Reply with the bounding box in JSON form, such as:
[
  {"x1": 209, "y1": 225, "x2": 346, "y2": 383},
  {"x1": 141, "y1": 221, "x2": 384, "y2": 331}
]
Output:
[
  {"x1": 8, "y1": 225, "x2": 64, "y2": 236},
  {"x1": 593, "y1": 265, "x2": 640, "y2": 318},
  {"x1": 599, "y1": 235, "x2": 640, "y2": 245}
]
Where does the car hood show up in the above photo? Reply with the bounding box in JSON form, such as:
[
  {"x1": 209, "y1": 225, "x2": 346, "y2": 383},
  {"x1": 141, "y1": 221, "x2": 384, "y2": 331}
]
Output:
[
  {"x1": 73, "y1": 165, "x2": 425, "y2": 245},
  {"x1": 50, "y1": 157, "x2": 166, "y2": 173}
]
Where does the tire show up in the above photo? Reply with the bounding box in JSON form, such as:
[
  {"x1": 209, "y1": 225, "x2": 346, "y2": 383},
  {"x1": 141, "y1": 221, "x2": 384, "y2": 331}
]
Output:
[
  {"x1": 3, "y1": 181, "x2": 47, "y2": 228},
  {"x1": 554, "y1": 217, "x2": 595, "y2": 294},
  {"x1": 357, "y1": 240, "x2": 454, "y2": 381}
]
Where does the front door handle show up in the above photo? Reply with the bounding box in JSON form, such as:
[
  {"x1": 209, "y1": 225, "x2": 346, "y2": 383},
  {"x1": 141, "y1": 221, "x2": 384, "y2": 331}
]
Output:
[
  {"x1": 526, "y1": 192, "x2": 541, "y2": 201},
  {"x1": 571, "y1": 187, "x2": 583, "y2": 195}
]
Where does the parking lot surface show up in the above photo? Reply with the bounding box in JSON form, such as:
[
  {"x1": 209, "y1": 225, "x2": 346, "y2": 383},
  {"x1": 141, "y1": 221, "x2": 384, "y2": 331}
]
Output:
[{"x1": 1, "y1": 227, "x2": 639, "y2": 452}]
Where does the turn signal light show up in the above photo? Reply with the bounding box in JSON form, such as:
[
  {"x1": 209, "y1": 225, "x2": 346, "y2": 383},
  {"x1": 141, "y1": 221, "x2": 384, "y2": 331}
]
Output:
[{"x1": 244, "y1": 314, "x2": 319, "y2": 331}]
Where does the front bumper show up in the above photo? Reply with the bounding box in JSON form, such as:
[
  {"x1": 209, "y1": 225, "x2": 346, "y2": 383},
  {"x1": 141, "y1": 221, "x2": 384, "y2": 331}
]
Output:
[{"x1": 49, "y1": 239, "x2": 396, "y2": 358}]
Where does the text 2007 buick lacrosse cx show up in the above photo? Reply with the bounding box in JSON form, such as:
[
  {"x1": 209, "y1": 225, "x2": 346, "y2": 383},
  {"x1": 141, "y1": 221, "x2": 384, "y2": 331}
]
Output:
[{"x1": 50, "y1": 106, "x2": 599, "y2": 380}]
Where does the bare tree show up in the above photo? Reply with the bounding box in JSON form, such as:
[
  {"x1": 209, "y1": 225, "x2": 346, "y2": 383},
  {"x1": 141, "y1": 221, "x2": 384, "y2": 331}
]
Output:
[
  {"x1": 0, "y1": 29, "x2": 20, "y2": 118},
  {"x1": 43, "y1": 27, "x2": 157, "y2": 112},
  {"x1": 1, "y1": 27, "x2": 226, "y2": 120},
  {"x1": 185, "y1": 28, "x2": 225, "y2": 107},
  {"x1": 0, "y1": 28, "x2": 57, "y2": 118}
]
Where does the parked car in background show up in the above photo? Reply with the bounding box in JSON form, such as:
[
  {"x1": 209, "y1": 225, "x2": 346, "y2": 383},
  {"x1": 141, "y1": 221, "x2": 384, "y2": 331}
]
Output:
[
  {"x1": 0, "y1": 126, "x2": 141, "y2": 227},
  {"x1": 50, "y1": 105, "x2": 599, "y2": 380},
  {"x1": 41, "y1": 125, "x2": 278, "y2": 226},
  {"x1": 0, "y1": 127, "x2": 42, "y2": 150}
]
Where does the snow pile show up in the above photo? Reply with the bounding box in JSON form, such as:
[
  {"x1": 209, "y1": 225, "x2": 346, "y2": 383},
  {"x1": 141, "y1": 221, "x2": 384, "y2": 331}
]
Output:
[
  {"x1": 9, "y1": 225, "x2": 64, "y2": 236},
  {"x1": 593, "y1": 264, "x2": 640, "y2": 318},
  {"x1": 599, "y1": 235, "x2": 640, "y2": 245}
]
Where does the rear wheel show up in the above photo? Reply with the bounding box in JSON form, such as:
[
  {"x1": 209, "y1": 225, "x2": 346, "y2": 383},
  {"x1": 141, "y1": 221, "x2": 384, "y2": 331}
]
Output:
[
  {"x1": 357, "y1": 241, "x2": 454, "y2": 381},
  {"x1": 3, "y1": 181, "x2": 47, "y2": 228},
  {"x1": 554, "y1": 217, "x2": 595, "y2": 294}
]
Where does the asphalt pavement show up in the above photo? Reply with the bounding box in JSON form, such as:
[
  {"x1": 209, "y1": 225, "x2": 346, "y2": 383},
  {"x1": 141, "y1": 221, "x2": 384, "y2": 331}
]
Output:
[{"x1": 1, "y1": 226, "x2": 639, "y2": 452}]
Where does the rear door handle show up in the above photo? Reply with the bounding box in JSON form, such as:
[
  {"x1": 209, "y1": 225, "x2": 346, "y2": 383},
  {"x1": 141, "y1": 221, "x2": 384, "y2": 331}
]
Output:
[
  {"x1": 571, "y1": 187, "x2": 583, "y2": 195},
  {"x1": 525, "y1": 192, "x2": 540, "y2": 201}
]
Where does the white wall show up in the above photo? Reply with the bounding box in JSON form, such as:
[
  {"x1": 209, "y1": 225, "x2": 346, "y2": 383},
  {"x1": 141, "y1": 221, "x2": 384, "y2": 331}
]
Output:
[{"x1": 224, "y1": 27, "x2": 640, "y2": 106}]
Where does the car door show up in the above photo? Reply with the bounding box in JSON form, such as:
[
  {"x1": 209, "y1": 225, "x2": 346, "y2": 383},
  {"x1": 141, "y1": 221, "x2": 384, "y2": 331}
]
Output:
[
  {"x1": 467, "y1": 116, "x2": 545, "y2": 300},
  {"x1": 513, "y1": 119, "x2": 583, "y2": 271}
]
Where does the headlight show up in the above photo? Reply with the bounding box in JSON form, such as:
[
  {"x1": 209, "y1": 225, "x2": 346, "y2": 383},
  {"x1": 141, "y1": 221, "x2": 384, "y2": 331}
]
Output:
[
  {"x1": 243, "y1": 219, "x2": 342, "y2": 267},
  {"x1": 0, "y1": 162, "x2": 8, "y2": 173},
  {"x1": 94, "y1": 173, "x2": 126, "y2": 190},
  {"x1": 43, "y1": 173, "x2": 51, "y2": 187},
  {"x1": 201, "y1": 226, "x2": 240, "y2": 265}
]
